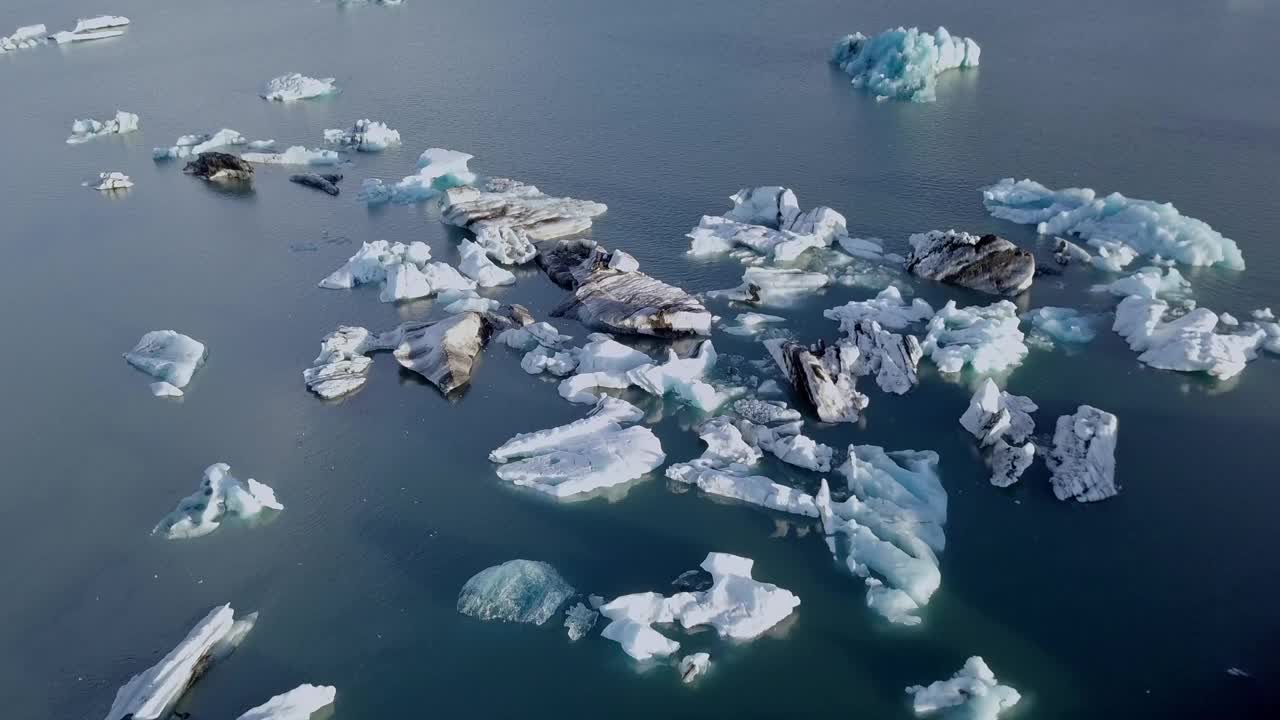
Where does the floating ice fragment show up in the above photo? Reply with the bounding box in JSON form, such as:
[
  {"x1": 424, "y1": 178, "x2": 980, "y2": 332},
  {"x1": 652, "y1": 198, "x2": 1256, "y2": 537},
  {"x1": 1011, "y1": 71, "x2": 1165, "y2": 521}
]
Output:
[
  {"x1": 153, "y1": 463, "x2": 282, "y2": 540},
  {"x1": 91, "y1": 171, "x2": 133, "y2": 191},
  {"x1": 235, "y1": 684, "x2": 335, "y2": 720},
  {"x1": 323, "y1": 119, "x2": 400, "y2": 151},
  {"x1": 922, "y1": 300, "x2": 1028, "y2": 376},
  {"x1": 983, "y1": 178, "x2": 1245, "y2": 269},
  {"x1": 241, "y1": 146, "x2": 340, "y2": 166},
  {"x1": 564, "y1": 603, "x2": 599, "y2": 641},
  {"x1": 765, "y1": 338, "x2": 867, "y2": 422},
  {"x1": 457, "y1": 560, "x2": 575, "y2": 625},
  {"x1": 830, "y1": 27, "x2": 981, "y2": 103},
  {"x1": 51, "y1": 28, "x2": 124, "y2": 43},
  {"x1": 150, "y1": 382, "x2": 182, "y2": 398},
  {"x1": 720, "y1": 312, "x2": 786, "y2": 336},
  {"x1": 458, "y1": 239, "x2": 516, "y2": 287},
  {"x1": 67, "y1": 111, "x2": 139, "y2": 144},
  {"x1": 1022, "y1": 307, "x2": 1097, "y2": 347},
  {"x1": 124, "y1": 331, "x2": 206, "y2": 393},
  {"x1": 1046, "y1": 405, "x2": 1119, "y2": 502},
  {"x1": 679, "y1": 653, "x2": 711, "y2": 683},
  {"x1": 362, "y1": 148, "x2": 477, "y2": 206},
  {"x1": 1093, "y1": 266, "x2": 1191, "y2": 301},
  {"x1": 959, "y1": 379, "x2": 1038, "y2": 487},
  {"x1": 708, "y1": 267, "x2": 830, "y2": 305},
  {"x1": 262, "y1": 73, "x2": 338, "y2": 101},
  {"x1": 2, "y1": 25, "x2": 47, "y2": 52},
  {"x1": 905, "y1": 656, "x2": 1021, "y2": 719},
  {"x1": 153, "y1": 128, "x2": 249, "y2": 160},
  {"x1": 72, "y1": 16, "x2": 130, "y2": 33},
  {"x1": 905, "y1": 230, "x2": 1034, "y2": 296},
  {"x1": 1113, "y1": 296, "x2": 1263, "y2": 380},
  {"x1": 825, "y1": 286, "x2": 934, "y2": 332}
]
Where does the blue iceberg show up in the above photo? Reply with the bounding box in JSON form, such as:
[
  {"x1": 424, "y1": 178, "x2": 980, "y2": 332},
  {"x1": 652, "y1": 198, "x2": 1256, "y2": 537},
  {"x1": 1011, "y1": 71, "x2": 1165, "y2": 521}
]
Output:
[
  {"x1": 830, "y1": 27, "x2": 980, "y2": 103},
  {"x1": 457, "y1": 559, "x2": 574, "y2": 625},
  {"x1": 1023, "y1": 307, "x2": 1098, "y2": 346}
]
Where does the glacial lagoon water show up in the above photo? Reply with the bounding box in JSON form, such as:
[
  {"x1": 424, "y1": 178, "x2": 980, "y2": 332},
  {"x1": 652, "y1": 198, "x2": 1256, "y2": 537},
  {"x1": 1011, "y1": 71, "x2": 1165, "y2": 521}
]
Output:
[{"x1": 3, "y1": 0, "x2": 1280, "y2": 717}]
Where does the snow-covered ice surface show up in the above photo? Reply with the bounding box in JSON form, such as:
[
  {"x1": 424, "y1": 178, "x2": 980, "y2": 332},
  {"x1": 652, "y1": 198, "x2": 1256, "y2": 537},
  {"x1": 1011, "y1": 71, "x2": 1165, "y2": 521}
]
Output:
[
  {"x1": 457, "y1": 559, "x2": 574, "y2": 625},
  {"x1": 67, "y1": 111, "x2": 139, "y2": 144},
  {"x1": 235, "y1": 685, "x2": 335, "y2": 720},
  {"x1": 905, "y1": 656, "x2": 1021, "y2": 719},
  {"x1": 1113, "y1": 296, "x2": 1263, "y2": 380},
  {"x1": 599, "y1": 552, "x2": 799, "y2": 660},
  {"x1": 241, "y1": 146, "x2": 340, "y2": 166},
  {"x1": 103, "y1": 604, "x2": 256, "y2": 720},
  {"x1": 153, "y1": 463, "x2": 283, "y2": 540},
  {"x1": 983, "y1": 177, "x2": 1246, "y2": 270},
  {"x1": 123, "y1": 331, "x2": 206, "y2": 395},
  {"x1": 922, "y1": 301, "x2": 1028, "y2": 376},
  {"x1": 323, "y1": 119, "x2": 400, "y2": 151},
  {"x1": 830, "y1": 27, "x2": 981, "y2": 102},
  {"x1": 490, "y1": 397, "x2": 664, "y2": 498},
  {"x1": 361, "y1": 148, "x2": 478, "y2": 206},
  {"x1": 1046, "y1": 405, "x2": 1119, "y2": 502},
  {"x1": 261, "y1": 73, "x2": 338, "y2": 101},
  {"x1": 152, "y1": 128, "x2": 248, "y2": 160}
]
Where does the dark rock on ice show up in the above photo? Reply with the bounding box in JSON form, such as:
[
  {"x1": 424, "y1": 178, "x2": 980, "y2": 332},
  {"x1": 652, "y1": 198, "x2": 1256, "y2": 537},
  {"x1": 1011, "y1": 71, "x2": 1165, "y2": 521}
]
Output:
[
  {"x1": 905, "y1": 230, "x2": 1034, "y2": 296},
  {"x1": 182, "y1": 152, "x2": 254, "y2": 181}
]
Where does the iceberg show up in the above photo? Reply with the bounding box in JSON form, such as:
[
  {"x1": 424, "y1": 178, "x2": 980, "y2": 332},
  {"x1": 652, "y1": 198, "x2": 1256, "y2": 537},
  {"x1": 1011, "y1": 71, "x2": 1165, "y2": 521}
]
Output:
[
  {"x1": 599, "y1": 552, "x2": 799, "y2": 660},
  {"x1": 241, "y1": 146, "x2": 340, "y2": 166},
  {"x1": 319, "y1": 240, "x2": 480, "y2": 303},
  {"x1": 732, "y1": 398, "x2": 801, "y2": 425},
  {"x1": 687, "y1": 215, "x2": 826, "y2": 262},
  {"x1": 1092, "y1": 265, "x2": 1191, "y2": 301},
  {"x1": 1046, "y1": 405, "x2": 1119, "y2": 502},
  {"x1": 124, "y1": 330, "x2": 206, "y2": 395},
  {"x1": 72, "y1": 16, "x2": 130, "y2": 33},
  {"x1": 1023, "y1": 307, "x2": 1098, "y2": 346},
  {"x1": 458, "y1": 239, "x2": 516, "y2": 287},
  {"x1": 824, "y1": 286, "x2": 934, "y2": 331},
  {"x1": 1113, "y1": 296, "x2": 1263, "y2": 380},
  {"x1": 235, "y1": 685, "x2": 335, "y2": 720},
  {"x1": 720, "y1": 312, "x2": 786, "y2": 336},
  {"x1": 457, "y1": 559, "x2": 575, "y2": 625},
  {"x1": 922, "y1": 300, "x2": 1028, "y2": 375},
  {"x1": 261, "y1": 73, "x2": 338, "y2": 101},
  {"x1": 361, "y1": 148, "x2": 478, "y2": 206},
  {"x1": 830, "y1": 27, "x2": 981, "y2": 103},
  {"x1": 905, "y1": 230, "x2": 1035, "y2": 296},
  {"x1": 441, "y1": 176, "x2": 608, "y2": 264},
  {"x1": 687, "y1": 187, "x2": 849, "y2": 262},
  {"x1": 153, "y1": 128, "x2": 248, "y2": 160},
  {"x1": 51, "y1": 28, "x2": 124, "y2": 43},
  {"x1": 323, "y1": 118, "x2": 400, "y2": 151},
  {"x1": 837, "y1": 236, "x2": 888, "y2": 261},
  {"x1": 563, "y1": 602, "x2": 599, "y2": 641},
  {"x1": 183, "y1": 152, "x2": 254, "y2": 182},
  {"x1": 150, "y1": 382, "x2": 182, "y2": 398},
  {"x1": 289, "y1": 173, "x2": 342, "y2": 196},
  {"x1": 839, "y1": 318, "x2": 925, "y2": 395},
  {"x1": 490, "y1": 397, "x2": 664, "y2": 498},
  {"x1": 153, "y1": 463, "x2": 282, "y2": 539},
  {"x1": 708, "y1": 267, "x2": 830, "y2": 305},
  {"x1": 103, "y1": 604, "x2": 256, "y2": 720},
  {"x1": 764, "y1": 338, "x2": 868, "y2": 422},
  {"x1": 2, "y1": 25, "x2": 47, "y2": 52},
  {"x1": 982, "y1": 177, "x2": 1245, "y2": 270},
  {"x1": 905, "y1": 656, "x2": 1021, "y2": 719},
  {"x1": 958, "y1": 379, "x2": 1038, "y2": 487},
  {"x1": 91, "y1": 172, "x2": 133, "y2": 191},
  {"x1": 67, "y1": 111, "x2": 139, "y2": 144}
]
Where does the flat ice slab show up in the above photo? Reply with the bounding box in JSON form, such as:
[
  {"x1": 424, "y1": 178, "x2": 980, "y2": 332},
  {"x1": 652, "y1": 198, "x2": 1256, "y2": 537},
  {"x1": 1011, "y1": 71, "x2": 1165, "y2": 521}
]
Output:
[
  {"x1": 124, "y1": 330, "x2": 206, "y2": 393},
  {"x1": 261, "y1": 73, "x2": 338, "y2": 101}
]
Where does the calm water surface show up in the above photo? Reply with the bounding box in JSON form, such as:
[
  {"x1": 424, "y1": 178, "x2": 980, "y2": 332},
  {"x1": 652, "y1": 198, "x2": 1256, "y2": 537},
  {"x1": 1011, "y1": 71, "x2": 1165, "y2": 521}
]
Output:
[{"x1": 2, "y1": 1, "x2": 1278, "y2": 718}]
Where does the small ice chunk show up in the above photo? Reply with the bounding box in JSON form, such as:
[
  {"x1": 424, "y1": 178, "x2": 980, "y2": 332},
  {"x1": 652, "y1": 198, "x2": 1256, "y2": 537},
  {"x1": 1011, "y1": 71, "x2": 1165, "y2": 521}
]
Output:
[
  {"x1": 679, "y1": 653, "x2": 711, "y2": 683},
  {"x1": 361, "y1": 148, "x2": 477, "y2": 205},
  {"x1": 2, "y1": 24, "x2": 47, "y2": 51},
  {"x1": 150, "y1": 382, "x2": 182, "y2": 398},
  {"x1": 989, "y1": 440, "x2": 1035, "y2": 488},
  {"x1": 153, "y1": 128, "x2": 248, "y2": 160},
  {"x1": 1114, "y1": 296, "x2": 1263, "y2": 380},
  {"x1": 905, "y1": 656, "x2": 1021, "y2": 719},
  {"x1": 458, "y1": 239, "x2": 516, "y2": 287},
  {"x1": 262, "y1": 73, "x2": 338, "y2": 102},
  {"x1": 235, "y1": 685, "x2": 336, "y2": 720},
  {"x1": 687, "y1": 215, "x2": 825, "y2": 262},
  {"x1": 1046, "y1": 405, "x2": 1119, "y2": 502},
  {"x1": 323, "y1": 118, "x2": 400, "y2": 152},
  {"x1": 457, "y1": 559, "x2": 574, "y2": 625},
  {"x1": 563, "y1": 602, "x2": 599, "y2": 641},
  {"x1": 67, "y1": 111, "x2": 139, "y2": 144},
  {"x1": 837, "y1": 236, "x2": 887, "y2": 261},
  {"x1": 1254, "y1": 307, "x2": 1275, "y2": 322},
  {"x1": 733, "y1": 398, "x2": 801, "y2": 425},
  {"x1": 667, "y1": 464, "x2": 818, "y2": 518},
  {"x1": 825, "y1": 286, "x2": 934, "y2": 331},
  {"x1": 241, "y1": 146, "x2": 340, "y2": 166},
  {"x1": 72, "y1": 16, "x2": 130, "y2": 33},
  {"x1": 709, "y1": 267, "x2": 830, "y2": 304},
  {"x1": 444, "y1": 296, "x2": 500, "y2": 315},
  {"x1": 124, "y1": 331, "x2": 206, "y2": 392},
  {"x1": 92, "y1": 171, "x2": 133, "y2": 191},
  {"x1": 154, "y1": 463, "x2": 282, "y2": 539},
  {"x1": 302, "y1": 326, "x2": 381, "y2": 399},
  {"x1": 720, "y1": 312, "x2": 786, "y2": 336},
  {"x1": 764, "y1": 338, "x2": 868, "y2": 422},
  {"x1": 958, "y1": 379, "x2": 1037, "y2": 446},
  {"x1": 1219, "y1": 313, "x2": 1239, "y2": 327},
  {"x1": 831, "y1": 27, "x2": 981, "y2": 103},
  {"x1": 922, "y1": 300, "x2": 1028, "y2": 375}
]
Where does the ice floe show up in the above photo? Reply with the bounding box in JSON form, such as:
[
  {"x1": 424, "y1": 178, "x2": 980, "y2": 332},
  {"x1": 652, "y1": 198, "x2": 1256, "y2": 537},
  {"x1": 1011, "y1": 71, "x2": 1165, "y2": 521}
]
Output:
[
  {"x1": 302, "y1": 326, "x2": 389, "y2": 399},
  {"x1": 71, "y1": 16, "x2": 130, "y2": 33},
  {"x1": 732, "y1": 398, "x2": 801, "y2": 425},
  {"x1": 905, "y1": 230, "x2": 1034, "y2": 296},
  {"x1": 824, "y1": 286, "x2": 934, "y2": 331},
  {"x1": 688, "y1": 187, "x2": 849, "y2": 262},
  {"x1": 289, "y1": 172, "x2": 342, "y2": 195},
  {"x1": 709, "y1": 267, "x2": 831, "y2": 305},
  {"x1": 103, "y1": 604, "x2": 256, "y2": 720},
  {"x1": 442, "y1": 177, "x2": 608, "y2": 264},
  {"x1": 183, "y1": 152, "x2": 254, "y2": 181},
  {"x1": 91, "y1": 172, "x2": 133, "y2": 191},
  {"x1": 922, "y1": 301, "x2": 1028, "y2": 376},
  {"x1": 959, "y1": 379, "x2": 1037, "y2": 487},
  {"x1": 458, "y1": 239, "x2": 516, "y2": 287},
  {"x1": 457, "y1": 559, "x2": 575, "y2": 625},
  {"x1": 830, "y1": 27, "x2": 981, "y2": 103},
  {"x1": 837, "y1": 236, "x2": 889, "y2": 261},
  {"x1": 840, "y1": 318, "x2": 925, "y2": 395},
  {"x1": 124, "y1": 330, "x2": 206, "y2": 396},
  {"x1": 1046, "y1": 405, "x2": 1119, "y2": 502},
  {"x1": 323, "y1": 118, "x2": 400, "y2": 151},
  {"x1": 153, "y1": 463, "x2": 282, "y2": 539},
  {"x1": 67, "y1": 111, "x2": 139, "y2": 144},
  {"x1": 360, "y1": 148, "x2": 478, "y2": 206},
  {"x1": 1022, "y1": 307, "x2": 1098, "y2": 347},
  {"x1": 2, "y1": 25, "x2": 47, "y2": 52},
  {"x1": 153, "y1": 128, "x2": 248, "y2": 160},
  {"x1": 983, "y1": 177, "x2": 1245, "y2": 270},
  {"x1": 1113, "y1": 296, "x2": 1264, "y2": 380},
  {"x1": 491, "y1": 397, "x2": 664, "y2": 497},
  {"x1": 241, "y1": 146, "x2": 340, "y2": 166},
  {"x1": 235, "y1": 685, "x2": 336, "y2": 720},
  {"x1": 599, "y1": 552, "x2": 799, "y2": 660},
  {"x1": 905, "y1": 656, "x2": 1021, "y2": 719},
  {"x1": 262, "y1": 73, "x2": 338, "y2": 101},
  {"x1": 765, "y1": 338, "x2": 868, "y2": 422}
]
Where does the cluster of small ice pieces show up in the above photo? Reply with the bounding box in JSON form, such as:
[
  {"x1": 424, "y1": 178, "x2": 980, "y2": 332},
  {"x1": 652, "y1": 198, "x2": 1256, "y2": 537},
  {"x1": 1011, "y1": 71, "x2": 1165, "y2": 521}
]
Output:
[
  {"x1": 153, "y1": 128, "x2": 249, "y2": 160},
  {"x1": 323, "y1": 118, "x2": 400, "y2": 152},
  {"x1": 906, "y1": 656, "x2": 1021, "y2": 719},
  {"x1": 261, "y1": 73, "x2": 339, "y2": 102},
  {"x1": 688, "y1": 186, "x2": 850, "y2": 263},
  {"x1": 124, "y1": 330, "x2": 206, "y2": 397},
  {"x1": 457, "y1": 559, "x2": 575, "y2": 625},
  {"x1": 67, "y1": 110, "x2": 139, "y2": 144},
  {"x1": 153, "y1": 463, "x2": 282, "y2": 540},
  {"x1": 489, "y1": 397, "x2": 665, "y2": 498},
  {"x1": 830, "y1": 27, "x2": 981, "y2": 103},
  {"x1": 959, "y1": 379, "x2": 1038, "y2": 487},
  {"x1": 319, "y1": 240, "x2": 476, "y2": 303},
  {"x1": 90, "y1": 172, "x2": 133, "y2": 191},
  {"x1": 983, "y1": 177, "x2": 1246, "y2": 270},
  {"x1": 51, "y1": 15, "x2": 130, "y2": 45},
  {"x1": 599, "y1": 552, "x2": 799, "y2": 661},
  {"x1": 905, "y1": 230, "x2": 1035, "y2": 296},
  {"x1": 242, "y1": 146, "x2": 340, "y2": 166},
  {"x1": 922, "y1": 300, "x2": 1028, "y2": 376},
  {"x1": 2, "y1": 24, "x2": 47, "y2": 52}
]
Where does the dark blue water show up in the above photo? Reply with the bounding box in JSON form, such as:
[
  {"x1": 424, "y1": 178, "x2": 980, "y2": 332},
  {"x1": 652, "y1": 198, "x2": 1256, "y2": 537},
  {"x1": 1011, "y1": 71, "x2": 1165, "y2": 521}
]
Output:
[{"x1": 2, "y1": 1, "x2": 1278, "y2": 718}]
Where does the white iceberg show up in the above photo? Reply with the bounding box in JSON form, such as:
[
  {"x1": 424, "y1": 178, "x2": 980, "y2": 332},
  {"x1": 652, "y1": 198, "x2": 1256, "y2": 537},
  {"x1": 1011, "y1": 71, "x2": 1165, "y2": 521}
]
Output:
[
  {"x1": 323, "y1": 118, "x2": 400, "y2": 151},
  {"x1": 824, "y1": 286, "x2": 934, "y2": 331},
  {"x1": 958, "y1": 379, "x2": 1037, "y2": 487},
  {"x1": 241, "y1": 146, "x2": 340, "y2": 166},
  {"x1": 103, "y1": 604, "x2": 256, "y2": 720},
  {"x1": 922, "y1": 300, "x2": 1028, "y2": 376},
  {"x1": 302, "y1": 325, "x2": 392, "y2": 399},
  {"x1": 688, "y1": 187, "x2": 848, "y2": 262},
  {"x1": 261, "y1": 73, "x2": 338, "y2": 101},
  {"x1": 982, "y1": 177, "x2": 1245, "y2": 270},
  {"x1": 1046, "y1": 405, "x2": 1119, "y2": 502},
  {"x1": 2, "y1": 25, "x2": 47, "y2": 52},
  {"x1": 91, "y1": 171, "x2": 133, "y2": 191},
  {"x1": 840, "y1": 318, "x2": 925, "y2": 395},
  {"x1": 830, "y1": 27, "x2": 981, "y2": 103},
  {"x1": 564, "y1": 602, "x2": 599, "y2": 641},
  {"x1": 150, "y1": 382, "x2": 182, "y2": 398},
  {"x1": 153, "y1": 128, "x2": 248, "y2": 160},
  {"x1": 124, "y1": 330, "x2": 206, "y2": 394},
  {"x1": 318, "y1": 240, "x2": 477, "y2": 303},
  {"x1": 153, "y1": 463, "x2": 282, "y2": 539},
  {"x1": 458, "y1": 239, "x2": 516, "y2": 287},
  {"x1": 1113, "y1": 296, "x2": 1263, "y2": 380},
  {"x1": 67, "y1": 110, "x2": 139, "y2": 144},
  {"x1": 558, "y1": 340, "x2": 724, "y2": 412},
  {"x1": 1092, "y1": 265, "x2": 1191, "y2": 301},
  {"x1": 235, "y1": 685, "x2": 335, "y2": 720},
  {"x1": 906, "y1": 656, "x2": 1021, "y2": 719},
  {"x1": 457, "y1": 559, "x2": 575, "y2": 625},
  {"x1": 490, "y1": 397, "x2": 664, "y2": 498},
  {"x1": 837, "y1": 236, "x2": 888, "y2": 261},
  {"x1": 361, "y1": 148, "x2": 478, "y2": 206}
]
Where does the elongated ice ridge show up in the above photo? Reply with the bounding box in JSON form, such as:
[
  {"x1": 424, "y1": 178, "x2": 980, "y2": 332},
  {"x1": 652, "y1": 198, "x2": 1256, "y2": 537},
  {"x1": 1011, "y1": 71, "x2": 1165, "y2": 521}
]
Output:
[{"x1": 830, "y1": 27, "x2": 980, "y2": 103}]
